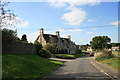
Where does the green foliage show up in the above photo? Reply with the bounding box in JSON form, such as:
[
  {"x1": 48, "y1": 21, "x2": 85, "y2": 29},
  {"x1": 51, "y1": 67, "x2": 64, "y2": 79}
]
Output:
[
  {"x1": 34, "y1": 40, "x2": 42, "y2": 54},
  {"x1": 2, "y1": 28, "x2": 18, "y2": 44},
  {"x1": 96, "y1": 55, "x2": 119, "y2": 69},
  {"x1": 95, "y1": 50, "x2": 113, "y2": 61},
  {"x1": 38, "y1": 49, "x2": 51, "y2": 58},
  {"x1": 2, "y1": 54, "x2": 63, "y2": 78},
  {"x1": 90, "y1": 36, "x2": 111, "y2": 50},
  {"x1": 21, "y1": 34, "x2": 28, "y2": 42},
  {"x1": 43, "y1": 43, "x2": 55, "y2": 53},
  {"x1": 81, "y1": 44, "x2": 90, "y2": 51},
  {"x1": 111, "y1": 43, "x2": 120, "y2": 47}
]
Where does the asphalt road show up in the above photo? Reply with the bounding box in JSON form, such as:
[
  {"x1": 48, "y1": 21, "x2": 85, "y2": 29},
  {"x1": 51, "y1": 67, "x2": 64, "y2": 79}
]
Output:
[{"x1": 41, "y1": 55, "x2": 118, "y2": 80}]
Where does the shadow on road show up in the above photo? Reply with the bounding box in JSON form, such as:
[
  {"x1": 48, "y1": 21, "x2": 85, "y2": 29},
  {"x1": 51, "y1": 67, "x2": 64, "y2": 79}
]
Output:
[{"x1": 41, "y1": 72, "x2": 118, "y2": 80}]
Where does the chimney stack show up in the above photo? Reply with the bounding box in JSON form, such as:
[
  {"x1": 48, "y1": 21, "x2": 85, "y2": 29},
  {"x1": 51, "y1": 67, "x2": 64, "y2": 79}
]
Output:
[
  {"x1": 40, "y1": 28, "x2": 44, "y2": 35},
  {"x1": 56, "y1": 31, "x2": 60, "y2": 37},
  {"x1": 68, "y1": 35, "x2": 71, "y2": 40}
]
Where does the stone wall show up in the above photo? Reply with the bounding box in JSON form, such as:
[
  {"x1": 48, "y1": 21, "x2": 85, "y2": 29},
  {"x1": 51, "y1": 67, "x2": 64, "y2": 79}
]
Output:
[{"x1": 2, "y1": 42, "x2": 35, "y2": 54}]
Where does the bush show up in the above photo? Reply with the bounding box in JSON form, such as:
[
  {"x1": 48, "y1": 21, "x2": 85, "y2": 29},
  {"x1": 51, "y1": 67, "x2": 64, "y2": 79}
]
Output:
[
  {"x1": 37, "y1": 49, "x2": 51, "y2": 58},
  {"x1": 43, "y1": 43, "x2": 55, "y2": 53},
  {"x1": 34, "y1": 40, "x2": 42, "y2": 54},
  {"x1": 96, "y1": 50, "x2": 113, "y2": 61}
]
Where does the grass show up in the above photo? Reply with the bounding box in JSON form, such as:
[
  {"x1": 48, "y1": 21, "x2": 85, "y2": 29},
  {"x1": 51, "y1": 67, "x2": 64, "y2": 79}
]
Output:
[
  {"x1": 97, "y1": 57, "x2": 119, "y2": 69},
  {"x1": 95, "y1": 51, "x2": 119, "y2": 69},
  {"x1": 2, "y1": 54, "x2": 63, "y2": 79},
  {"x1": 112, "y1": 51, "x2": 120, "y2": 57},
  {"x1": 52, "y1": 53, "x2": 86, "y2": 59}
]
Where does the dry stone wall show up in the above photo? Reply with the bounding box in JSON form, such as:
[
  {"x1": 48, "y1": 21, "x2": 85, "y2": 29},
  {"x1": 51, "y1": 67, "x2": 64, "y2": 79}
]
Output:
[{"x1": 2, "y1": 42, "x2": 35, "y2": 54}]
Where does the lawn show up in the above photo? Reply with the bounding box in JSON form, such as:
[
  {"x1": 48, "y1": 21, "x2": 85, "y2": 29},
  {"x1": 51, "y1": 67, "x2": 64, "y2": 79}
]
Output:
[
  {"x1": 2, "y1": 54, "x2": 63, "y2": 79},
  {"x1": 52, "y1": 53, "x2": 86, "y2": 59}
]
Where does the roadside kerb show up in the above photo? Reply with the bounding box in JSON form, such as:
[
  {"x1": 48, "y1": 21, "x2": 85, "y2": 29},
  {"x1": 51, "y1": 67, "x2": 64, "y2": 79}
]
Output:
[{"x1": 90, "y1": 57, "x2": 118, "y2": 80}]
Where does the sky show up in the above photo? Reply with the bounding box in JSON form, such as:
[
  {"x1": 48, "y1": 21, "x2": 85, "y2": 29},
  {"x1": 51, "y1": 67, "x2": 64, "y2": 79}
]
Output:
[{"x1": 6, "y1": 1, "x2": 119, "y2": 45}]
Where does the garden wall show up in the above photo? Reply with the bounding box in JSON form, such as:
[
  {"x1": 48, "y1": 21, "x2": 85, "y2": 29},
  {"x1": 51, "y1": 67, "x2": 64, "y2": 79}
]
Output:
[{"x1": 2, "y1": 42, "x2": 35, "y2": 54}]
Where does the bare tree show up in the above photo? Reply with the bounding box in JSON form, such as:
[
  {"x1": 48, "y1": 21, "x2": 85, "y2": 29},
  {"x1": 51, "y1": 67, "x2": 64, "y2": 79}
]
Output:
[{"x1": 0, "y1": 1, "x2": 17, "y2": 28}]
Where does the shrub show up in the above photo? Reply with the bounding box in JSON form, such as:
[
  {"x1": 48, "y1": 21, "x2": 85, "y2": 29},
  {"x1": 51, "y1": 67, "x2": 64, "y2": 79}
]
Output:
[
  {"x1": 43, "y1": 43, "x2": 55, "y2": 53},
  {"x1": 38, "y1": 49, "x2": 51, "y2": 58},
  {"x1": 96, "y1": 50, "x2": 113, "y2": 61},
  {"x1": 34, "y1": 40, "x2": 42, "y2": 54}
]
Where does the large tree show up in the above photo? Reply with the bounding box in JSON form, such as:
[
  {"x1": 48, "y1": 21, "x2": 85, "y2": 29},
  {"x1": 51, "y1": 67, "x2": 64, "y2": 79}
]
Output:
[
  {"x1": 0, "y1": 1, "x2": 16, "y2": 28},
  {"x1": 90, "y1": 36, "x2": 111, "y2": 50}
]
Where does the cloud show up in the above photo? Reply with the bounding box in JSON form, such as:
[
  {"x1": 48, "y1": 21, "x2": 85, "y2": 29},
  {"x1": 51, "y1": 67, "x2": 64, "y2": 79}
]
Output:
[
  {"x1": 14, "y1": 17, "x2": 29, "y2": 27},
  {"x1": 69, "y1": 29, "x2": 83, "y2": 32},
  {"x1": 56, "y1": 28, "x2": 65, "y2": 32},
  {"x1": 87, "y1": 32, "x2": 94, "y2": 34},
  {"x1": 111, "y1": 21, "x2": 120, "y2": 26},
  {"x1": 48, "y1": 0, "x2": 100, "y2": 7},
  {"x1": 62, "y1": 8, "x2": 86, "y2": 25},
  {"x1": 88, "y1": 19, "x2": 95, "y2": 22},
  {"x1": 44, "y1": 30, "x2": 54, "y2": 34},
  {"x1": 16, "y1": 21, "x2": 29, "y2": 27},
  {"x1": 48, "y1": 0, "x2": 67, "y2": 8},
  {"x1": 87, "y1": 32, "x2": 98, "y2": 34},
  {"x1": 48, "y1": 0, "x2": 100, "y2": 25}
]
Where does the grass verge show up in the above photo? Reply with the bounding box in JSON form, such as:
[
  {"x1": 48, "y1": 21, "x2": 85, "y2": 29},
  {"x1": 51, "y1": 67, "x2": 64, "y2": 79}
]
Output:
[
  {"x1": 52, "y1": 53, "x2": 86, "y2": 59},
  {"x1": 2, "y1": 54, "x2": 63, "y2": 79},
  {"x1": 96, "y1": 55, "x2": 119, "y2": 69}
]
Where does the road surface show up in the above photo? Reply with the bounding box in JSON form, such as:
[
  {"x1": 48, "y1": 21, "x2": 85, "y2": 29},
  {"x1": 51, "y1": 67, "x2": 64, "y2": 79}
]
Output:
[{"x1": 41, "y1": 55, "x2": 118, "y2": 80}]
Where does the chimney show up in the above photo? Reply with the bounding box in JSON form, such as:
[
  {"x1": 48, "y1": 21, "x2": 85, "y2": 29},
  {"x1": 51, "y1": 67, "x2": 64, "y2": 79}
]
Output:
[
  {"x1": 68, "y1": 35, "x2": 71, "y2": 40},
  {"x1": 56, "y1": 31, "x2": 60, "y2": 37},
  {"x1": 40, "y1": 28, "x2": 44, "y2": 35}
]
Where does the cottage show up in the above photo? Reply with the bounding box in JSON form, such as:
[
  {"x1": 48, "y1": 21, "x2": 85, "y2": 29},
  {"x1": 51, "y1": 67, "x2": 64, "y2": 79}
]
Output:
[{"x1": 36, "y1": 28, "x2": 79, "y2": 54}]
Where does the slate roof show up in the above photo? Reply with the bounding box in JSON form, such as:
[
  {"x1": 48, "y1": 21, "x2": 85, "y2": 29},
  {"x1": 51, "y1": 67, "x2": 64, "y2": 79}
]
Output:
[
  {"x1": 39, "y1": 34, "x2": 70, "y2": 42},
  {"x1": 36, "y1": 34, "x2": 72, "y2": 43}
]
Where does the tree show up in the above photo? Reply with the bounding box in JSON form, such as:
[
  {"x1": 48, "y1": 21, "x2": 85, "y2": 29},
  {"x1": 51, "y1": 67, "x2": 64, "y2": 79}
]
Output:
[
  {"x1": 2, "y1": 28, "x2": 18, "y2": 44},
  {"x1": 21, "y1": 34, "x2": 28, "y2": 42},
  {"x1": 111, "y1": 43, "x2": 120, "y2": 47},
  {"x1": 90, "y1": 36, "x2": 111, "y2": 50},
  {"x1": 0, "y1": 1, "x2": 17, "y2": 28},
  {"x1": 43, "y1": 43, "x2": 55, "y2": 54},
  {"x1": 2, "y1": 28, "x2": 20, "y2": 52}
]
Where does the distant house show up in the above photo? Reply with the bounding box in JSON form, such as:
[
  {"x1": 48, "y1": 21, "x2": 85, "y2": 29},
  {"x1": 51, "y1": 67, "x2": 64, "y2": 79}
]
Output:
[
  {"x1": 87, "y1": 47, "x2": 92, "y2": 52},
  {"x1": 112, "y1": 47, "x2": 120, "y2": 51},
  {"x1": 36, "y1": 28, "x2": 79, "y2": 54}
]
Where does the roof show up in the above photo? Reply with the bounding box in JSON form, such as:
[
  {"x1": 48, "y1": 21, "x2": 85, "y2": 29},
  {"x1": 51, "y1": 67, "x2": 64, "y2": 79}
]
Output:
[
  {"x1": 42, "y1": 34, "x2": 59, "y2": 42},
  {"x1": 37, "y1": 34, "x2": 71, "y2": 43}
]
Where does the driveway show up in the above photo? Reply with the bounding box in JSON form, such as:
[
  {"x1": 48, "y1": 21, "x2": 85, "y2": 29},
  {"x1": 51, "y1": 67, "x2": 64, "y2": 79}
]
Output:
[{"x1": 41, "y1": 55, "x2": 118, "y2": 80}]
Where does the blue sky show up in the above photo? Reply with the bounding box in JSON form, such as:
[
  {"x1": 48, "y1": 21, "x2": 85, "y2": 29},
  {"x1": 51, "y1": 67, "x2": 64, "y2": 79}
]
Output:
[{"x1": 8, "y1": 1, "x2": 118, "y2": 45}]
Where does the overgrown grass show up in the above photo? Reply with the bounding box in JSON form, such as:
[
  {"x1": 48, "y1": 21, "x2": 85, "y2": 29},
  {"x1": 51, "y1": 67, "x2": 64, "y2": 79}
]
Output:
[
  {"x1": 112, "y1": 51, "x2": 120, "y2": 57},
  {"x1": 52, "y1": 53, "x2": 86, "y2": 59},
  {"x1": 96, "y1": 57, "x2": 119, "y2": 69},
  {"x1": 95, "y1": 53, "x2": 119, "y2": 69},
  {"x1": 2, "y1": 54, "x2": 63, "y2": 79}
]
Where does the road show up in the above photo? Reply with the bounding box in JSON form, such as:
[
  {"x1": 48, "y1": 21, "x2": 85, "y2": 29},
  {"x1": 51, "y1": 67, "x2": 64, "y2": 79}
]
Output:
[{"x1": 41, "y1": 55, "x2": 118, "y2": 80}]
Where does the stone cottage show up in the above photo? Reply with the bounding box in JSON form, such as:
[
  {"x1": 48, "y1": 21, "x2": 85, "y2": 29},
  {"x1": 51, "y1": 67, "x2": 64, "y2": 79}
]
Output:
[{"x1": 36, "y1": 28, "x2": 79, "y2": 54}]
